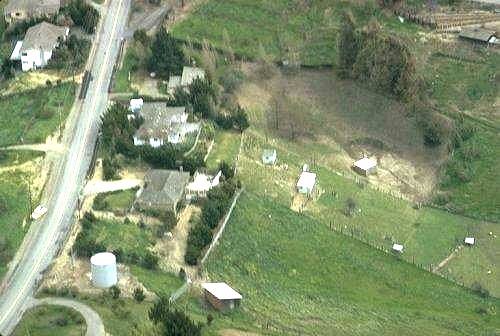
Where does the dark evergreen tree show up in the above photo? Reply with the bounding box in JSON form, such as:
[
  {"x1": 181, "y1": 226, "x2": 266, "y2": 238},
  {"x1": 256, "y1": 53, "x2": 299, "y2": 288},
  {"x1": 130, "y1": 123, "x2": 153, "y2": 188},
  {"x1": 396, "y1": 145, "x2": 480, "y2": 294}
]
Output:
[{"x1": 148, "y1": 28, "x2": 185, "y2": 78}]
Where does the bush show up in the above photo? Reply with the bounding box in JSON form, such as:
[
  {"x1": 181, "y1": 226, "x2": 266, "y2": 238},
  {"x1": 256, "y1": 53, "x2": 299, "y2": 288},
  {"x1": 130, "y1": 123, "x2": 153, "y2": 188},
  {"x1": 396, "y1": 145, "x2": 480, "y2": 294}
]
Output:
[
  {"x1": 64, "y1": 0, "x2": 100, "y2": 34},
  {"x1": 149, "y1": 296, "x2": 202, "y2": 335},
  {"x1": 344, "y1": 197, "x2": 358, "y2": 217},
  {"x1": 133, "y1": 287, "x2": 146, "y2": 302},
  {"x1": 109, "y1": 285, "x2": 121, "y2": 299},
  {"x1": 219, "y1": 68, "x2": 244, "y2": 93},
  {"x1": 141, "y1": 251, "x2": 159, "y2": 269},
  {"x1": 471, "y1": 282, "x2": 489, "y2": 298}
]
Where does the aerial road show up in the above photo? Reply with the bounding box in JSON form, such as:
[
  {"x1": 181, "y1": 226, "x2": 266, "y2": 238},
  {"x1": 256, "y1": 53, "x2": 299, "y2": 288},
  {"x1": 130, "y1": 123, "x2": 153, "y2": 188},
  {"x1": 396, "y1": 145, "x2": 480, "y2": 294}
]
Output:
[{"x1": 0, "y1": 0, "x2": 131, "y2": 333}]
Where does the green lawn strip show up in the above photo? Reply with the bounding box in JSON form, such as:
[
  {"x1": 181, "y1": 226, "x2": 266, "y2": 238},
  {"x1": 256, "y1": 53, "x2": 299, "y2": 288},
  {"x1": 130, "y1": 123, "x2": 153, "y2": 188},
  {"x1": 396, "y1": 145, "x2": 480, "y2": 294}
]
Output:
[
  {"x1": 205, "y1": 191, "x2": 500, "y2": 335},
  {"x1": 439, "y1": 221, "x2": 500, "y2": 298},
  {"x1": 129, "y1": 265, "x2": 184, "y2": 297},
  {"x1": 92, "y1": 188, "x2": 137, "y2": 214},
  {"x1": 13, "y1": 305, "x2": 86, "y2": 336},
  {"x1": 0, "y1": 84, "x2": 76, "y2": 147},
  {"x1": 0, "y1": 170, "x2": 31, "y2": 278},
  {"x1": 113, "y1": 44, "x2": 140, "y2": 93},
  {"x1": 205, "y1": 130, "x2": 241, "y2": 171},
  {"x1": 0, "y1": 150, "x2": 44, "y2": 167}
]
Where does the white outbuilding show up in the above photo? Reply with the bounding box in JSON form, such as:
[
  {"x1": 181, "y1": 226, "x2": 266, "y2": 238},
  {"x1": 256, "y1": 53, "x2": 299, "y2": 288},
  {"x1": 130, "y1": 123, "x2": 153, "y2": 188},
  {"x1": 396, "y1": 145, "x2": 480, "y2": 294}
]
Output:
[
  {"x1": 464, "y1": 237, "x2": 475, "y2": 246},
  {"x1": 262, "y1": 149, "x2": 277, "y2": 165},
  {"x1": 392, "y1": 243, "x2": 404, "y2": 253},
  {"x1": 129, "y1": 98, "x2": 144, "y2": 113},
  {"x1": 353, "y1": 157, "x2": 377, "y2": 176},
  {"x1": 296, "y1": 171, "x2": 316, "y2": 194},
  {"x1": 90, "y1": 252, "x2": 118, "y2": 288},
  {"x1": 202, "y1": 282, "x2": 242, "y2": 311}
]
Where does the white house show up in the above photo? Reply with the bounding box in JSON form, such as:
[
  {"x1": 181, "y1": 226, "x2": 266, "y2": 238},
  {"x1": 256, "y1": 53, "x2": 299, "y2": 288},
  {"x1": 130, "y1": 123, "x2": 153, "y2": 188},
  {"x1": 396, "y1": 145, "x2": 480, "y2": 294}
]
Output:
[
  {"x1": 133, "y1": 103, "x2": 199, "y2": 147},
  {"x1": 296, "y1": 171, "x2": 316, "y2": 194},
  {"x1": 10, "y1": 22, "x2": 68, "y2": 71},
  {"x1": 186, "y1": 170, "x2": 222, "y2": 200},
  {"x1": 353, "y1": 157, "x2": 377, "y2": 176}
]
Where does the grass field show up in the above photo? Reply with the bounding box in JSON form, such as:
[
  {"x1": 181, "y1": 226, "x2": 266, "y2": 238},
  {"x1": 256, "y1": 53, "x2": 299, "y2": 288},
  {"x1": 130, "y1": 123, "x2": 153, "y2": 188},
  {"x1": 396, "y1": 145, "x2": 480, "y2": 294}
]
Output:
[
  {"x1": 92, "y1": 188, "x2": 137, "y2": 214},
  {"x1": 0, "y1": 170, "x2": 31, "y2": 278},
  {"x1": 172, "y1": 0, "x2": 420, "y2": 66},
  {"x1": 0, "y1": 84, "x2": 76, "y2": 147},
  {"x1": 13, "y1": 305, "x2": 86, "y2": 336},
  {"x1": 0, "y1": 150, "x2": 43, "y2": 167},
  {"x1": 205, "y1": 191, "x2": 500, "y2": 335},
  {"x1": 113, "y1": 45, "x2": 140, "y2": 93}
]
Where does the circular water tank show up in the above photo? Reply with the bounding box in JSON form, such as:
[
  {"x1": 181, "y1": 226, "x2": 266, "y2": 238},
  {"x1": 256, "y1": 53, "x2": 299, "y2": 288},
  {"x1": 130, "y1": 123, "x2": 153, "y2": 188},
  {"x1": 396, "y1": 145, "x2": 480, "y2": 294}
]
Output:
[{"x1": 90, "y1": 252, "x2": 117, "y2": 288}]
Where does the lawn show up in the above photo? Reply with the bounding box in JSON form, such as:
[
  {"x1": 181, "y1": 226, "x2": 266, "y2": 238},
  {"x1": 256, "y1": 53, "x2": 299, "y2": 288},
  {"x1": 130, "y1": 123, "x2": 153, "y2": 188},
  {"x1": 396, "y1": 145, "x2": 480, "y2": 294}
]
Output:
[
  {"x1": 0, "y1": 170, "x2": 32, "y2": 278},
  {"x1": 0, "y1": 150, "x2": 43, "y2": 167},
  {"x1": 113, "y1": 42, "x2": 141, "y2": 93},
  {"x1": 92, "y1": 188, "x2": 137, "y2": 214},
  {"x1": 205, "y1": 191, "x2": 500, "y2": 335},
  {"x1": 0, "y1": 83, "x2": 76, "y2": 147},
  {"x1": 205, "y1": 130, "x2": 241, "y2": 171},
  {"x1": 13, "y1": 305, "x2": 86, "y2": 336}
]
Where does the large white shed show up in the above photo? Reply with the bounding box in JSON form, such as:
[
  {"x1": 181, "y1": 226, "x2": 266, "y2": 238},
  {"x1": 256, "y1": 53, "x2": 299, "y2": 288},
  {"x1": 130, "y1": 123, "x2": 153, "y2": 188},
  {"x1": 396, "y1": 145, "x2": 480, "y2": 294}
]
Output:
[{"x1": 296, "y1": 171, "x2": 316, "y2": 194}]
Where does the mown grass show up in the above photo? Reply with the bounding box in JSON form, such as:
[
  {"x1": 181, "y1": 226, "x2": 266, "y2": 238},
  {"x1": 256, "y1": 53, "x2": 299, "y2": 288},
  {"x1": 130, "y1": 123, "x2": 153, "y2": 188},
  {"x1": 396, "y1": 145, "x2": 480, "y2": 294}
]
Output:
[
  {"x1": 13, "y1": 305, "x2": 86, "y2": 336},
  {"x1": 87, "y1": 217, "x2": 154, "y2": 258},
  {"x1": 0, "y1": 170, "x2": 31, "y2": 278},
  {"x1": 0, "y1": 84, "x2": 76, "y2": 147},
  {"x1": 92, "y1": 188, "x2": 137, "y2": 214},
  {"x1": 205, "y1": 130, "x2": 241, "y2": 171},
  {"x1": 205, "y1": 191, "x2": 500, "y2": 335},
  {"x1": 113, "y1": 44, "x2": 140, "y2": 93}
]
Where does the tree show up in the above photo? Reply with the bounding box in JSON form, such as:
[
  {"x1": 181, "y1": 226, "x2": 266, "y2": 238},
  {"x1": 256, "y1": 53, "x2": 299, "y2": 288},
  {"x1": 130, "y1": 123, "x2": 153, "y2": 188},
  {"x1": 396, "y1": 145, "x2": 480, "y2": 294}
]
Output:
[
  {"x1": 149, "y1": 297, "x2": 202, "y2": 336},
  {"x1": 148, "y1": 27, "x2": 185, "y2": 79},
  {"x1": 337, "y1": 11, "x2": 359, "y2": 79},
  {"x1": 0, "y1": 58, "x2": 15, "y2": 80},
  {"x1": 344, "y1": 197, "x2": 358, "y2": 217},
  {"x1": 65, "y1": 0, "x2": 100, "y2": 34},
  {"x1": 233, "y1": 105, "x2": 250, "y2": 132},
  {"x1": 218, "y1": 161, "x2": 234, "y2": 179}
]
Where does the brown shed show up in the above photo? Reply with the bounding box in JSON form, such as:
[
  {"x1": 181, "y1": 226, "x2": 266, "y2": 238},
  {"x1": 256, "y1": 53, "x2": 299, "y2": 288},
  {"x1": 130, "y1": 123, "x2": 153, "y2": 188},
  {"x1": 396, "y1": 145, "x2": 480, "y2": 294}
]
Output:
[{"x1": 202, "y1": 282, "x2": 242, "y2": 311}]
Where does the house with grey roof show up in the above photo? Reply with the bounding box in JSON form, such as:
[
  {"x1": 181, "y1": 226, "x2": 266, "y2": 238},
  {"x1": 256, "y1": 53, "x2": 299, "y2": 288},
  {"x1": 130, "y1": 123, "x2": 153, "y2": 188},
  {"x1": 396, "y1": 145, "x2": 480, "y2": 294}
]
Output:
[
  {"x1": 4, "y1": 0, "x2": 60, "y2": 24},
  {"x1": 135, "y1": 169, "x2": 190, "y2": 214},
  {"x1": 459, "y1": 28, "x2": 498, "y2": 45},
  {"x1": 10, "y1": 21, "x2": 68, "y2": 71},
  {"x1": 132, "y1": 102, "x2": 199, "y2": 147},
  {"x1": 167, "y1": 66, "x2": 206, "y2": 94}
]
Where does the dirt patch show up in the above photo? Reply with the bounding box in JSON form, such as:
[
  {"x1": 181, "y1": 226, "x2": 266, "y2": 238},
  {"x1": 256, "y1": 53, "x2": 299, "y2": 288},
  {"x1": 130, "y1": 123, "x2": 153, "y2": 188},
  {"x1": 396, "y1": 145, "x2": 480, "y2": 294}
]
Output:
[
  {"x1": 236, "y1": 66, "x2": 446, "y2": 202},
  {"x1": 152, "y1": 205, "x2": 200, "y2": 279}
]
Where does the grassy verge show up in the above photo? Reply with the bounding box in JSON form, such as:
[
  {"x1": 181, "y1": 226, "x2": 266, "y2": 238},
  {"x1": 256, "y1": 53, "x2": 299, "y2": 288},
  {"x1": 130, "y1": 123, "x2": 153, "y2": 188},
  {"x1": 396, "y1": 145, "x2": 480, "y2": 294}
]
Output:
[
  {"x1": 92, "y1": 188, "x2": 137, "y2": 214},
  {"x1": 113, "y1": 42, "x2": 141, "y2": 93},
  {"x1": 13, "y1": 305, "x2": 86, "y2": 336},
  {"x1": 0, "y1": 170, "x2": 31, "y2": 278},
  {"x1": 205, "y1": 191, "x2": 500, "y2": 335},
  {"x1": 0, "y1": 83, "x2": 76, "y2": 147},
  {"x1": 0, "y1": 150, "x2": 43, "y2": 167}
]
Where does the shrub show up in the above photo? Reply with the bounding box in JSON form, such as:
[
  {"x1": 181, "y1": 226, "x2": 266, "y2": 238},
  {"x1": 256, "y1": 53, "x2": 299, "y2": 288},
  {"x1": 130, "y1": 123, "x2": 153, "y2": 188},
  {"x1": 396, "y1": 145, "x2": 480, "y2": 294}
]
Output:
[
  {"x1": 133, "y1": 287, "x2": 146, "y2": 302},
  {"x1": 64, "y1": 0, "x2": 100, "y2": 34},
  {"x1": 471, "y1": 282, "x2": 489, "y2": 298},
  {"x1": 141, "y1": 251, "x2": 159, "y2": 270},
  {"x1": 109, "y1": 285, "x2": 121, "y2": 299},
  {"x1": 149, "y1": 296, "x2": 202, "y2": 335},
  {"x1": 344, "y1": 197, "x2": 358, "y2": 217},
  {"x1": 219, "y1": 68, "x2": 244, "y2": 93}
]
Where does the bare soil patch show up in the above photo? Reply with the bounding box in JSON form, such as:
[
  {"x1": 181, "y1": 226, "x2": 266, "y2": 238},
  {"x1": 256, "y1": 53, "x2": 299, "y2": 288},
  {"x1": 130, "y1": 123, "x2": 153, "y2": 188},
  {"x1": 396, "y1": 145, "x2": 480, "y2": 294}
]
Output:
[{"x1": 236, "y1": 66, "x2": 446, "y2": 202}]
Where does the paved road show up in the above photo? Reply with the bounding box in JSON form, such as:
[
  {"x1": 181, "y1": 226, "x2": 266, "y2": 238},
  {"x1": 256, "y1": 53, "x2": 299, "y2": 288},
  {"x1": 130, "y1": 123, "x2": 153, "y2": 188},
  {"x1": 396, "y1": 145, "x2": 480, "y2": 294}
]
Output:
[
  {"x1": 0, "y1": 0, "x2": 131, "y2": 334},
  {"x1": 26, "y1": 297, "x2": 104, "y2": 336}
]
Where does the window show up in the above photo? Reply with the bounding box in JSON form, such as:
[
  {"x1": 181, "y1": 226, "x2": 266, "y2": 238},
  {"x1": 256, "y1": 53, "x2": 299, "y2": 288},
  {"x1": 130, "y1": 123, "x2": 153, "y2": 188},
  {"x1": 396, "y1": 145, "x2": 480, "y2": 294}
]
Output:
[{"x1": 22, "y1": 52, "x2": 27, "y2": 56}]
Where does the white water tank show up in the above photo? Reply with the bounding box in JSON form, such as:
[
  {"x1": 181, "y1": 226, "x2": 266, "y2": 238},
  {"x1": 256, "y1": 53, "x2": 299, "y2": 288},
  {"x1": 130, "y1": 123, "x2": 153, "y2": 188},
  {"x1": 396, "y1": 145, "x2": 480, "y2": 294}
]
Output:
[{"x1": 90, "y1": 252, "x2": 117, "y2": 288}]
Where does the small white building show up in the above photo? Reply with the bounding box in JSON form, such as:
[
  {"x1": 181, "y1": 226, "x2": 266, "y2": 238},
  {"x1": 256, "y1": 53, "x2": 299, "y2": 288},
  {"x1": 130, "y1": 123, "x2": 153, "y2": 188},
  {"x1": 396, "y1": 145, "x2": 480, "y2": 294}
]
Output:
[
  {"x1": 186, "y1": 171, "x2": 222, "y2": 200},
  {"x1": 202, "y1": 282, "x2": 242, "y2": 311},
  {"x1": 464, "y1": 237, "x2": 475, "y2": 246},
  {"x1": 392, "y1": 243, "x2": 404, "y2": 253},
  {"x1": 10, "y1": 22, "x2": 69, "y2": 71},
  {"x1": 129, "y1": 98, "x2": 144, "y2": 113},
  {"x1": 296, "y1": 171, "x2": 316, "y2": 194},
  {"x1": 90, "y1": 252, "x2": 118, "y2": 288},
  {"x1": 262, "y1": 149, "x2": 277, "y2": 165},
  {"x1": 353, "y1": 157, "x2": 377, "y2": 176}
]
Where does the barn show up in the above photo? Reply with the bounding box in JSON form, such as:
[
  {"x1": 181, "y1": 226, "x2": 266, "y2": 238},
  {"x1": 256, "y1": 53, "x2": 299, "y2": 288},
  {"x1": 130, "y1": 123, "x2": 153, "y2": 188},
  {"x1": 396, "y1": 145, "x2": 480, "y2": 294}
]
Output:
[
  {"x1": 353, "y1": 157, "x2": 377, "y2": 176},
  {"x1": 202, "y1": 282, "x2": 242, "y2": 311},
  {"x1": 296, "y1": 171, "x2": 317, "y2": 194}
]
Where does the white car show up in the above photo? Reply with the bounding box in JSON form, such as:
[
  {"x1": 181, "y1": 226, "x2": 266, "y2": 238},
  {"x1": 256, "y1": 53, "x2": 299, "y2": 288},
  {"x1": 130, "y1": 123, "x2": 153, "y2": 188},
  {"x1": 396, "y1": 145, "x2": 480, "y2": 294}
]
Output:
[{"x1": 31, "y1": 205, "x2": 48, "y2": 220}]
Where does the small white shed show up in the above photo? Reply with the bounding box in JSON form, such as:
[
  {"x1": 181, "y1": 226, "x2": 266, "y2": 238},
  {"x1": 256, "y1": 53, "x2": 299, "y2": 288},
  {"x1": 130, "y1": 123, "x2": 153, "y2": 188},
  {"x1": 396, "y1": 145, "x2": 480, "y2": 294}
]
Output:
[
  {"x1": 464, "y1": 237, "x2": 475, "y2": 246},
  {"x1": 129, "y1": 98, "x2": 144, "y2": 113},
  {"x1": 296, "y1": 171, "x2": 316, "y2": 194},
  {"x1": 353, "y1": 157, "x2": 377, "y2": 176},
  {"x1": 392, "y1": 243, "x2": 404, "y2": 253},
  {"x1": 262, "y1": 149, "x2": 277, "y2": 165}
]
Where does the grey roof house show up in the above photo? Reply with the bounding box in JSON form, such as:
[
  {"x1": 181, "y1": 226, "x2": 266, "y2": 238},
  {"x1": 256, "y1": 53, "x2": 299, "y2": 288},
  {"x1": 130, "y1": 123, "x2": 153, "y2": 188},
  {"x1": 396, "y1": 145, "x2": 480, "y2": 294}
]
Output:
[
  {"x1": 10, "y1": 21, "x2": 69, "y2": 71},
  {"x1": 167, "y1": 66, "x2": 206, "y2": 94},
  {"x1": 4, "y1": 0, "x2": 60, "y2": 24},
  {"x1": 135, "y1": 169, "x2": 190, "y2": 214},
  {"x1": 133, "y1": 103, "x2": 199, "y2": 147}
]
